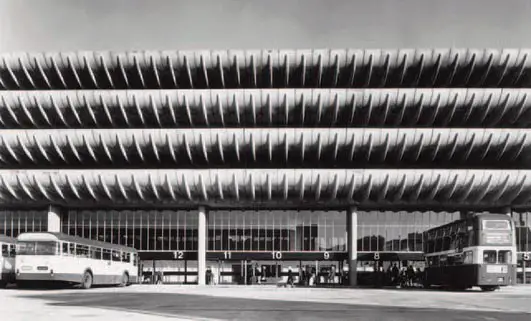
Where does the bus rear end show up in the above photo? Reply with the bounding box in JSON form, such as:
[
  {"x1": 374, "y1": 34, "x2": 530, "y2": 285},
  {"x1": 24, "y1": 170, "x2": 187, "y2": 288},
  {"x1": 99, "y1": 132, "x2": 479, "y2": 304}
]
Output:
[
  {"x1": 1, "y1": 239, "x2": 16, "y2": 287},
  {"x1": 475, "y1": 216, "x2": 517, "y2": 291},
  {"x1": 15, "y1": 233, "x2": 65, "y2": 286}
]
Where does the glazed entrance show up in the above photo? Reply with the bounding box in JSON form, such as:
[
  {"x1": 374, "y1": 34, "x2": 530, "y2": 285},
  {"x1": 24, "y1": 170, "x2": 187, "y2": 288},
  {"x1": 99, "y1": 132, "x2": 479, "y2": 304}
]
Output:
[{"x1": 205, "y1": 259, "x2": 345, "y2": 285}]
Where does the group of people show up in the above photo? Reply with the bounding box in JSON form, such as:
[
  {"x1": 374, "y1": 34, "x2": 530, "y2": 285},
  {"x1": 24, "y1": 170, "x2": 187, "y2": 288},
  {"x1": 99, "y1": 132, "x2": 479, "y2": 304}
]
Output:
[{"x1": 375, "y1": 263, "x2": 423, "y2": 288}]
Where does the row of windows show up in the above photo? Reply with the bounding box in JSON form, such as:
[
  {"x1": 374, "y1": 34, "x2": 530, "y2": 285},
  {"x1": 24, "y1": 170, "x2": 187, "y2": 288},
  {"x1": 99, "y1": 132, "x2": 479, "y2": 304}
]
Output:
[
  {"x1": 16, "y1": 240, "x2": 137, "y2": 266},
  {"x1": 356, "y1": 211, "x2": 462, "y2": 252},
  {"x1": 63, "y1": 210, "x2": 198, "y2": 251},
  {"x1": 1, "y1": 209, "x2": 530, "y2": 254},
  {"x1": 60, "y1": 210, "x2": 463, "y2": 252},
  {"x1": 61, "y1": 242, "x2": 133, "y2": 263},
  {"x1": 0, "y1": 211, "x2": 48, "y2": 238},
  {"x1": 208, "y1": 211, "x2": 346, "y2": 251},
  {"x1": 426, "y1": 250, "x2": 512, "y2": 266},
  {"x1": 512, "y1": 212, "x2": 531, "y2": 252}
]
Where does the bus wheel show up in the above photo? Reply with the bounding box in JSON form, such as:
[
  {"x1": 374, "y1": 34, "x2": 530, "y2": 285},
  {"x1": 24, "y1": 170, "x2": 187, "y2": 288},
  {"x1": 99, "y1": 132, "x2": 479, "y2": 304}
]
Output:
[
  {"x1": 81, "y1": 271, "x2": 93, "y2": 290},
  {"x1": 480, "y1": 286, "x2": 496, "y2": 292},
  {"x1": 119, "y1": 273, "x2": 129, "y2": 287}
]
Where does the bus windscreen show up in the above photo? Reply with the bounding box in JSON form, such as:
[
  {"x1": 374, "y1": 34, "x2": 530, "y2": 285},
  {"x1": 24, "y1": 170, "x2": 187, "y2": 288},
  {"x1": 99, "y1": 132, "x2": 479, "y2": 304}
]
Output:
[
  {"x1": 17, "y1": 241, "x2": 57, "y2": 255},
  {"x1": 482, "y1": 220, "x2": 511, "y2": 230}
]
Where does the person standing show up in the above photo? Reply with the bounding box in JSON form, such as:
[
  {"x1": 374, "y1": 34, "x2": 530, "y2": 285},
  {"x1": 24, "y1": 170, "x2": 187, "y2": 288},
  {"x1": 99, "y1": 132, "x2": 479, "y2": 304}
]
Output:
[
  {"x1": 407, "y1": 265, "x2": 415, "y2": 287},
  {"x1": 392, "y1": 263, "x2": 399, "y2": 286},
  {"x1": 206, "y1": 268, "x2": 212, "y2": 285},
  {"x1": 287, "y1": 267, "x2": 294, "y2": 287}
]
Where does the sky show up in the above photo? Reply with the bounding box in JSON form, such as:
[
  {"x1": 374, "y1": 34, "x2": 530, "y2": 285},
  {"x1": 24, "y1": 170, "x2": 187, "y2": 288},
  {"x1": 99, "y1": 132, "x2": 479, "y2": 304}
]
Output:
[{"x1": 1, "y1": 0, "x2": 531, "y2": 52}]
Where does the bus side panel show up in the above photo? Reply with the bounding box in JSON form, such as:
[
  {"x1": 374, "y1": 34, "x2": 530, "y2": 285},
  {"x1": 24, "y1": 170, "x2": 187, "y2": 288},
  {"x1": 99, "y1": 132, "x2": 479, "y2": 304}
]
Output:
[
  {"x1": 426, "y1": 264, "x2": 479, "y2": 287},
  {"x1": 477, "y1": 264, "x2": 514, "y2": 287},
  {"x1": 91, "y1": 259, "x2": 113, "y2": 285}
]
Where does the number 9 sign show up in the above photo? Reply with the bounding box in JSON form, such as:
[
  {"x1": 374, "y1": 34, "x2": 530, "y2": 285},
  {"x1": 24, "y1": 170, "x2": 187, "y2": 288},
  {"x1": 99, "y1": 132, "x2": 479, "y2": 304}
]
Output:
[{"x1": 323, "y1": 252, "x2": 330, "y2": 260}]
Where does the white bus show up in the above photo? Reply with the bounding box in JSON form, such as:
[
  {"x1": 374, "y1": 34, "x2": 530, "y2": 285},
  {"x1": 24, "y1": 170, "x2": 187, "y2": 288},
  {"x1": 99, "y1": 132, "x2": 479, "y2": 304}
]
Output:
[
  {"x1": 0, "y1": 235, "x2": 16, "y2": 288},
  {"x1": 15, "y1": 232, "x2": 138, "y2": 289}
]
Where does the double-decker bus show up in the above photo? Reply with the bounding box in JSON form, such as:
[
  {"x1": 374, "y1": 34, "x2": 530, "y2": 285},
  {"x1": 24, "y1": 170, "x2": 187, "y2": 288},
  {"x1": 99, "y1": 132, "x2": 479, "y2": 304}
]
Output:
[
  {"x1": 15, "y1": 232, "x2": 138, "y2": 289},
  {"x1": 423, "y1": 213, "x2": 517, "y2": 291},
  {"x1": 0, "y1": 235, "x2": 16, "y2": 288}
]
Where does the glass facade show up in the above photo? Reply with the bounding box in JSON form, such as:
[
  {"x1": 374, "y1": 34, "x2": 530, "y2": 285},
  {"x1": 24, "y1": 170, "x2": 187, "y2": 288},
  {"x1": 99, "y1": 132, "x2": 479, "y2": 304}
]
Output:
[
  {"x1": 512, "y1": 212, "x2": 531, "y2": 253},
  {"x1": 62, "y1": 210, "x2": 198, "y2": 251},
  {"x1": 59, "y1": 209, "x2": 472, "y2": 254},
  {"x1": 357, "y1": 211, "x2": 462, "y2": 252},
  {"x1": 207, "y1": 210, "x2": 346, "y2": 252},
  {"x1": 0, "y1": 210, "x2": 48, "y2": 237}
]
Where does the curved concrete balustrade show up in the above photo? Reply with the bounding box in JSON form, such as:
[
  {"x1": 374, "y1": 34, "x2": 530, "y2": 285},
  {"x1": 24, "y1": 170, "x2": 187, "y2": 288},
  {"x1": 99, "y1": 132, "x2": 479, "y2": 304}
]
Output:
[
  {"x1": 0, "y1": 128, "x2": 529, "y2": 168},
  {"x1": 1, "y1": 89, "x2": 530, "y2": 128},
  {"x1": 0, "y1": 49, "x2": 529, "y2": 90},
  {"x1": 0, "y1": 169, "x2": 529, "y2": 207}
]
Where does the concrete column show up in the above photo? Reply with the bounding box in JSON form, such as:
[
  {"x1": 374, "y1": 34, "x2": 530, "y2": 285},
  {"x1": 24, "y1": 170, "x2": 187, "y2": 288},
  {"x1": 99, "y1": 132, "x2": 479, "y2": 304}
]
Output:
[
  {"x1": 503, "y1": 206, "x2": 518, "y2": 286},
  {"x1": 197, "y1": 206, "x2": 208, "y2": 285},
  {"x1": 47, "y1": 205, "x2": 62, "y2": 233},
  {"x1": 347, "y1": 207, "x2": 358, "y2": 286}
]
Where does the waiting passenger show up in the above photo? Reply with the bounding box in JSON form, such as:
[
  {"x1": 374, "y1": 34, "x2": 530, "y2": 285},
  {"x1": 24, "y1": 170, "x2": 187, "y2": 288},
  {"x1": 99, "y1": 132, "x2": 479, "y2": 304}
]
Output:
[
  {"x1": 392, "y1": 263, "x2": 399, "y2": 285},
  {"x1": 206, "y1": 268, "x2": 212, "y2": 285},
  {"x1": 287, "y1": 267, "x2": 294, "y2": 287},
  {"x1": 407, "y1": 265, "x2": 415, "y2": 287},
  {"x1": 328, "y1": 267, "x2": 335, "y2": 285}
]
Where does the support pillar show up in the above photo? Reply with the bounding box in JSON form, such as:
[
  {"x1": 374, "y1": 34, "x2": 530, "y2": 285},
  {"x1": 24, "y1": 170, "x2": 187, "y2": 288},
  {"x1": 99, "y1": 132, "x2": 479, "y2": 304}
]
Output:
[
  {"x1": 197, "y1": 206, "x2": 207, "y2": 285},
  {"x1": 47, "y1": 205, "x2": 62, "y2": 233},
  {"x1": 503, "y1": 206, "x2": 518, "y2": 286},
  {"x1": 347, "y1": 207, "x2": 358, "y2": 286}
]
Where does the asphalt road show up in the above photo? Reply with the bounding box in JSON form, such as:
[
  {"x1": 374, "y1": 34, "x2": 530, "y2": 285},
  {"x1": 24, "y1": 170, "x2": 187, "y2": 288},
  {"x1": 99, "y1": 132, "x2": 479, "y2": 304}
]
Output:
[{"x1": 19, "y1": 290, "x2": 531, "y2": 321}]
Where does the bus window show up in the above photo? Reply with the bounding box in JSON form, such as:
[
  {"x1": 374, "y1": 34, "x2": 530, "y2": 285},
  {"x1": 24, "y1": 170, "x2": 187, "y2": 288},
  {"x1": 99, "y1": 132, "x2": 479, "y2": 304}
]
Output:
[
  {"x1": 122, "y1": 252, "x2": 130, "y2": 263},
  {"x1": 112, "y1": 250, "x2": 121, "y2": 262},
  {"x1": 102, "y1": 249, "x2": 111, "y2": 261},
  {"x1": 62, "y1": 242, "x2": 69, "y2": 255},
  {"x1": 483, "y1": 250, "x2": 497, "y2": 263},
  {"x1": 91, "y1": 247, "x2": 102, "y2": 260},
  {"x1": 69, "y1": 243, "x2": 76, "y2": 255},
  {"x1": 9, "y1": 245, "x2": 16, "y2": 257},
  {"x1": 448, "y1": 254, "x2": 463, "y2": 265},
  {"x1": 1, "y1": 244, "x2": 8, "y2": 257},
  {"x1": 435, "y1": 238, "x2": 443, "y2": 252},
  {"x1": 37, "y1": 242, "x2": 58, "y2": 255},
  {"x1": 17, "y1": 241, "x2": 57, "y2": 255},
  {"x1": 76, "y1": 244, "x2": 90, "y2": 258},
  {"x1": 483, "y1": 220, "x2": 510, "y2": 230},
  {"x1": 442, "y1": 237, "x2": 451, "y2": 251},
  {"x1": 133, "y1": 254, "x2": 137, "y2": 266},
  {"x1": 498, "y1": 250, "x2": 511, "y2": 264},
  {"x1": 17, "y1": 242, "x2": 36, "y2": 255},
  {"x1": 463, "y1": 251, "x2": 473, "y2": 264},
  {"x1": 426, "y1": 240, "x2": 435, "y2": 253}
]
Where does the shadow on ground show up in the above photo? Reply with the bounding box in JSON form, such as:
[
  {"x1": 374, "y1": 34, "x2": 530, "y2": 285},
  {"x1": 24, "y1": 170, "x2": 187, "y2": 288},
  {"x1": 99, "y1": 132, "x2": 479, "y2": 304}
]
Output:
[{"x1": 19, "y1": 291, "x2": 531, "y2": 321}]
